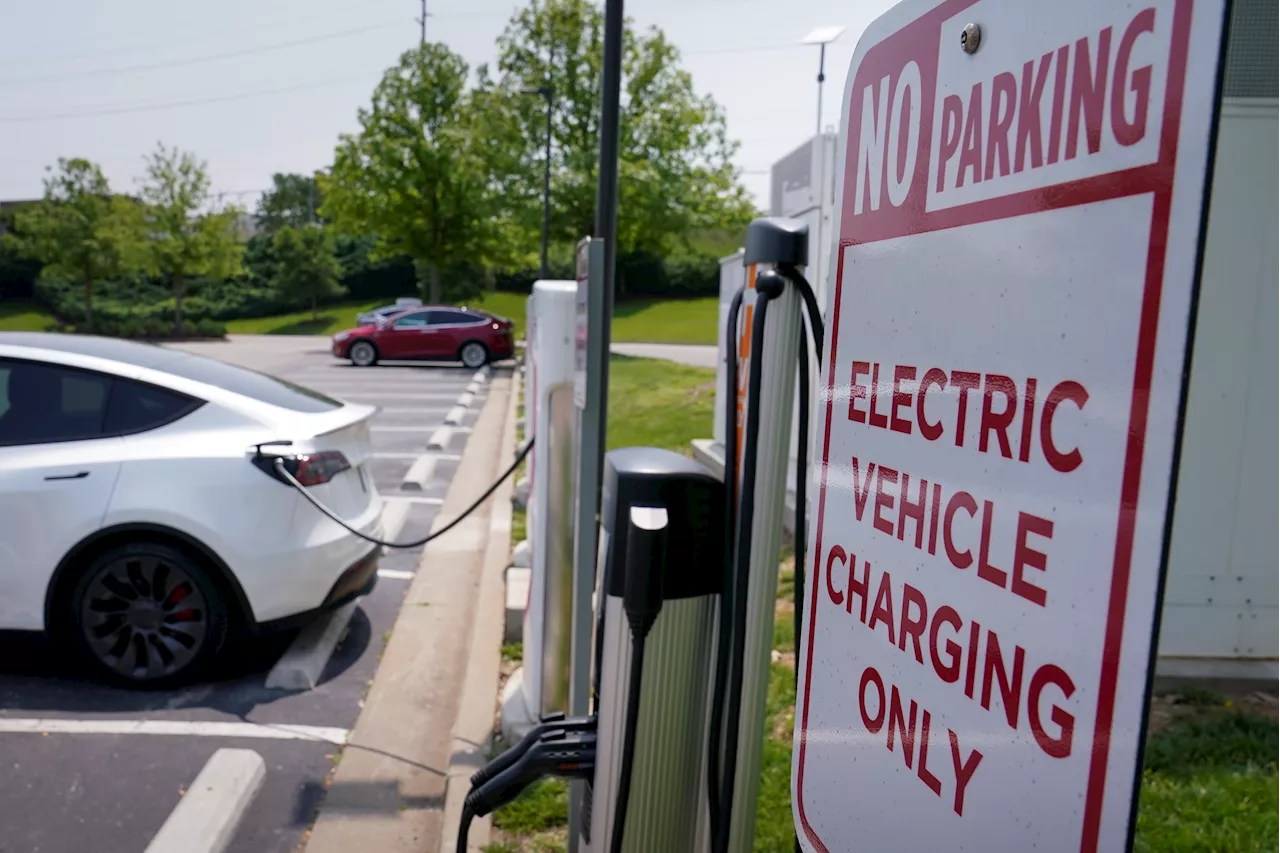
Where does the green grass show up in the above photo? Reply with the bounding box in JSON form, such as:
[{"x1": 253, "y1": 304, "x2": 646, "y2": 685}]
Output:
[
  {"x1": 222, "y1": 292, "x2": 528, "y2": 338},
  {"x1": 0, "y1": 300, "x2": 54, "y2": 331},
  {"x1": 606, "y1": 355, "x2": 715, "y2": 453},
  {"x1": 491, "y1": 779, "x2": 570, "y2": 835},
  {"x1": 223, "y1": 292, "x2": 718, "y2": 344},
  {"x1": 502, "y1": 643, "x2": 523, "y2": 664},
  {"x1": 612, "y1": 297, "x2": 718, "y2": 344},
  {"x1": 1134, "y1": 710, "x2": 1278, "y2": 852},
  {"x1": 511, "y1": 507, "x2": 527, "y2": 545}
]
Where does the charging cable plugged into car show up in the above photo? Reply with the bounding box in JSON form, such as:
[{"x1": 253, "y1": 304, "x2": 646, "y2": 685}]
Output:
[{"x1": 257, "y1": 436, "x2": 534, "y2": 550}]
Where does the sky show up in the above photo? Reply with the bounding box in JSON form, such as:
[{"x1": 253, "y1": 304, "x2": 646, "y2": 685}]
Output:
[{"x1": 0, "y1": 0, "x2": 898, "y2": 210}]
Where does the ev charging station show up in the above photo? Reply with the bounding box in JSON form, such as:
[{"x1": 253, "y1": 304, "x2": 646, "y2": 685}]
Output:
[
  {"x1": 505, "y1": 279, "x2": 579, "y2": 734},
  {"x1": 463, "y1": 0, "x2": 1264, "y2": 851}
]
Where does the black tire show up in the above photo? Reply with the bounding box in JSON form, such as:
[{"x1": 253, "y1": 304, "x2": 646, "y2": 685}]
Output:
[
  {"x1": 459, "y1": 341, "x2": 489, "y2": 369},
  {"x1": 349, "y1": 339, "x2": 379, "y2": 367},
  {"x1": 67, "y1": 541, "x2": 229, "y2": 687}
]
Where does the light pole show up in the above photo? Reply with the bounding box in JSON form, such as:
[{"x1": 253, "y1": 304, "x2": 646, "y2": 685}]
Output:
[
  {"x1": 523, "y1": 85, "x2": 553, "y2": 279},
  {"x1": 801, "y1": 26, "x2": 846, "y2": 136}
]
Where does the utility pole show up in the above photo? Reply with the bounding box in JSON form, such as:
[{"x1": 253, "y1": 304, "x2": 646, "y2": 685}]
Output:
[{"x1": 417, "y1": 0, "x2": 428, "y2": 43}]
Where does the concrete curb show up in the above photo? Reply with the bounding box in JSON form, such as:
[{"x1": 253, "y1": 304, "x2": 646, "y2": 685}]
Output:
[
  {"x1": 145, "y1": 748, "x2": 266, "y2": 853},
  {"x1": 304, "y1": 371, "x2": 514, "y2": 853},
  {"x1": 427, "y1": 426, "x2": 452, "y2": 450},
  {"x1": 400, "y1": 455, "x2": 439, "y2": 492},
  {"x1": 264, "y1": 601, "x2": 358, "y2": 691},
  {"x1": 438, "y1": 364, "x2": 520, "y2": 852}
]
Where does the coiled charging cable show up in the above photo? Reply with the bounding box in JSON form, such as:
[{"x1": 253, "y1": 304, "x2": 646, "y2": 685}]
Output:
[{"x1": 273, "y1": 436, "x2": 534, "y2": 549}]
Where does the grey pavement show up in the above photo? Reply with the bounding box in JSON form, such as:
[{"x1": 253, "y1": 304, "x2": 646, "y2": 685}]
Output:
[
  {"x1": 610, "y1": 342, "x2": 717, "y2": 367},
  {"x1": 0, "y1": 335, "x2": 506, "y2": 853}
]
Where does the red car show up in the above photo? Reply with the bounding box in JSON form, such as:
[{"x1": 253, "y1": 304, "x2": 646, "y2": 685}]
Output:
[{"x1": 331, "y1": 306, "x2": 515, "y2": 369}]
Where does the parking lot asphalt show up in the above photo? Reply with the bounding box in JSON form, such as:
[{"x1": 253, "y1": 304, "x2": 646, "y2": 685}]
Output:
[{"x1": 0, "y1": 336, "x2": 501, "y2": 853}]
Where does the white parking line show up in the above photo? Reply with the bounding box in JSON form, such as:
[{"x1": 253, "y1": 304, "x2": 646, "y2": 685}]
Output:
[
  {"x1": 144, "y1": 748, "x2": 266, "y2": 853},
  {"x1": 336, "y1": 393, "x2": 464, "y2": 400},
  {"x1": 0, "y1": 718, "x2": 348, "y2": 743},
  {"x1": 376, "y1": 407, "x2": 452, "y2": 414},
  {"x1": 471, "y1": 370, "x2": 486, "y2": 384},
  {"x1": 465, "y1": 381, "x2": 481, "y2": 394},
  {"x1": 457, "y1": 392, "x2": 475, "y2": 408},
  {"x1": 372, "y1": 452, "x2": 461, "y2": 461},
  {"x1": 372, "y1": 425, "x2": 445, "y2": 432},
  {"x1": 264, "y1": 601, "x2": 358, "y2": 691},
  {"x1": 376, "y1": 569, "x2": 415, "y2": 581},
  {"x1": 444, "y1": 406, "x2": 466, "y2": 425}
]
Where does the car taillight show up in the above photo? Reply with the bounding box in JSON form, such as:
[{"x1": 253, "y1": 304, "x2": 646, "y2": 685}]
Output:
[{"x1": 253, "y1": 450, "x2": 351, "y2": 486}]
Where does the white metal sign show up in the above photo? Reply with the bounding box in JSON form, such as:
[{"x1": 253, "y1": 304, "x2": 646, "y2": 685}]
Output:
[{"x1": 794, "y1": 0, "x2": 1225, "y2": 851}]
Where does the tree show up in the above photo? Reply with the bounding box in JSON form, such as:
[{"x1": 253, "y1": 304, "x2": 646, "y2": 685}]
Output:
[
  {"x1": 256, "y1": 173, "x2": 324, "y2": 234},
  {"x1": 474, "y1": 0, "x2": 756, "y2": 264},
  {"x1": 270, "y1": 225, "x2": 345, "y2": 319},
  {"x1": 3, "y1": 158, "x2": 145, "y2": 327},
  {"x1": 137, "y1": 145, "x2": 243, "y2": 333},
  {"x1": 321, "y1": 43, "x2": 508, "y2": 304}
]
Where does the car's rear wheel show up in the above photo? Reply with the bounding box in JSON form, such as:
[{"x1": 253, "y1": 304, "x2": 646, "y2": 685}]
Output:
[
  {"x1": 349, "y1": 340, "x2": 378, "y2": 367},
  {"x1": 459, "y1": 341, "x2": 489, "y2": 369},
  {"x1": 69, "y1": 542, "x2": 228, "y2": 687}
]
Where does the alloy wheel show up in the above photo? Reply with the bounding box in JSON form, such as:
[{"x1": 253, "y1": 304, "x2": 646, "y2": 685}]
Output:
[
  {"x1": 350, "y1": 341, "x2": 377, "y2": 367},
  {"x1": 460, "y1": 342, "x2": 487, "y2": 369},
  {"x1": 79, "y1": 554, "x2": 209, "y2": 682}
]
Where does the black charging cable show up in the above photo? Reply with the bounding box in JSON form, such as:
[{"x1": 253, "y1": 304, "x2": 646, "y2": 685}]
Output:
[
  {"x1": 708, "y1": 265, "x2": 825, "y2": 853},
  {"x1": 787, "y1": 267, "x2": 823, "y2": 853},
  {"x1": 271, "y1": 436, "x2": 533, "y2": 549},
  {"x1": 706, "y1": 286, "x2": 745, "y2": 845},
  {"x1": 610, "y1": 507, "x2": 667, "y2": 853},
  {"x1": 714, "y1": 273, "x2": 783, "y2": 853}
]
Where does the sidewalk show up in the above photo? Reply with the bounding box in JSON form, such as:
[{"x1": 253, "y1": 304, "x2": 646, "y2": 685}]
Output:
[
  {"x1": 610, "y1": 342, "x2": 717, "y2": 367},
  {"x1": 303, "y1": 371, "x2": 516, "y2": 853}
]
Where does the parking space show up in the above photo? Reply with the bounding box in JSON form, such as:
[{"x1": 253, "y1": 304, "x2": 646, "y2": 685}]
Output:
[{"x1": 0, "y1": 339, "x2": 504, "y2": 853}]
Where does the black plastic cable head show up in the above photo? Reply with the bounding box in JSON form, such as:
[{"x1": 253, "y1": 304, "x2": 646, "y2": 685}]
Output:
[
  {"x1": 463, "y1": 726, "x2": 598, "y2": 817},
  {"x1": 744, "y1": 216, "x2": 810, "y2": 267},
  {"x1": 469, "y1": 713, "x2": 595, "y2": 789},
  {"x1": 622, "y1": 504, "x2": 668, "y2": 641}
]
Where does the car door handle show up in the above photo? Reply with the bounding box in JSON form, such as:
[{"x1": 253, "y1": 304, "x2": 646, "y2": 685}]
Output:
[{"x1": 44, "y1": 471, "x2": 89, "y2": 481}]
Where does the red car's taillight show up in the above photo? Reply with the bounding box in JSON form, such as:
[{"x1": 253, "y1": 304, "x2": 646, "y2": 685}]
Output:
[{"x1": 253, "y1": 450, "x2": 351, "y2": 486}]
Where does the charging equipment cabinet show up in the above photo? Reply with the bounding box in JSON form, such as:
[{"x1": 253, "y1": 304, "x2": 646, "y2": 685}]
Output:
[{"x1": 582, "y1": 447, "x2": 724, "y2": 853}]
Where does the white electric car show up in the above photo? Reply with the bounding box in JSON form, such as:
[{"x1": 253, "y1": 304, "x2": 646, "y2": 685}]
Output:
[{"x1": 0, "y1": 332, "x2": 383, "y2": 686}]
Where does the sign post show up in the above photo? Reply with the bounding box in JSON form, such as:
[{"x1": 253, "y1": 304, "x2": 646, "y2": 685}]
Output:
[
  {"x1": 794, "y1": 0, "x2": 1227, "y2": 851},
  {"x1": 569, "y1": 236, "x2": 607, "y2": 853}
]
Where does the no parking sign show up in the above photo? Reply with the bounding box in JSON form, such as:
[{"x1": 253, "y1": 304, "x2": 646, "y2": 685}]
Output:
[{"x1": 793, "y1": 0, "x2": 1227, "y2": 850}]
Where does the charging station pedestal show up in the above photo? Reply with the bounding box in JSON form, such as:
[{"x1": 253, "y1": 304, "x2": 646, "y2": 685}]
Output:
[
  {"x1": 582, "y1": 448, "x2": 724, "y2": 853},
  {"x1": 503, "y1": 279, "x2": 580, "y2": 742}
]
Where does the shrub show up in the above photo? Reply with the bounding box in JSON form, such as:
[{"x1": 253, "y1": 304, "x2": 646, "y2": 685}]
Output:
[{"x1": 195, "y1": 318, "x2": 226, "y2": 338}]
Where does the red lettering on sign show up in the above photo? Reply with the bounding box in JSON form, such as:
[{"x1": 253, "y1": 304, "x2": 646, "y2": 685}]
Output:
[
  {"x1": 855, "y1": 666, "x2": 988, "y2": 815},
  {"x1": 821, "y1": 549, "x2": 1078, "y2": 761},
  {"x1": 841, "y1": 362, "x2": 1089, "y2": 472},
  {"x1": 891, "y1": 365, "x2": 916, "y2": 434}
]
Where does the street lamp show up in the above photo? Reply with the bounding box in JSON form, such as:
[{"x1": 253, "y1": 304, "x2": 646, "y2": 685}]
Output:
[
  {"x1": 522, "y1": 85, "x2": 554, "y2": 279},
  {"x1": 801, "y1": 26, "x2": 846, "y2": 136}
]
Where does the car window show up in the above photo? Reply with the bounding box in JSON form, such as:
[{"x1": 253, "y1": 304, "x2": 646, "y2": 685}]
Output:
[
  {"x1": 0, "y1": 360, "x2": 112, "y2": 446},
  {"x1": 104, "y1": 377, "x2": 203, "y2": 436},
  {"x1": 393, "y1": 311, "x2": 431, "y2": 328},
  {"x1": 433, "y1": 310, "x2": 484, "y2": 325},
  {"x1": 156, "y1": 356, "x2": 341, "y2": 413}
]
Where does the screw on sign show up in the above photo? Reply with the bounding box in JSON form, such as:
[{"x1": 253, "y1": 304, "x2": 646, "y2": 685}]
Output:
[{"x1": 793, "y1": 0, "x2": 1226, "y2": 851}]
